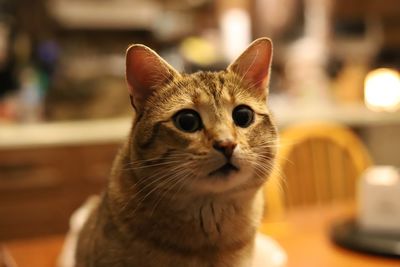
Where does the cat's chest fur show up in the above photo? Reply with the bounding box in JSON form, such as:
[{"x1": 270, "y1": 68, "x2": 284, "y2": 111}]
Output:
[{"x1": 76, "y1": 169, "x2": 264, "y2": 267}]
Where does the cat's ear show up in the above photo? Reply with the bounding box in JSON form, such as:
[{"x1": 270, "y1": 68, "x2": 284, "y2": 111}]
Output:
[
  {"x1": 126, "y1": 44, "x2": 180, "y2": 110},
  {"x1": 227, "y1": 38, "x2": 273, "y2": 96}
]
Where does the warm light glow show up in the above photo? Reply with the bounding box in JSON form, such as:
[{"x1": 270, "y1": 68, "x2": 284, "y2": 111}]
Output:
[
  {"x1": 364, "y1": 68, "x2": 400, "y2": 112},
  {"x1": 365, "y1": 166, "x2": 399, "y2": 186},
  {"x1": 220, "y1": 8, "x2": 251, "y2": 62}
]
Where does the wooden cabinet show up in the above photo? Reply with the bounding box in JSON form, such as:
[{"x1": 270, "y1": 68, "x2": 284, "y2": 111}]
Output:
[{"x1": 0, "y1": 143, "x2": 120, "y2": 240}]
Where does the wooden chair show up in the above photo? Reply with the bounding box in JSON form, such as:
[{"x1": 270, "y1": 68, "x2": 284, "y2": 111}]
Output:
[{"x1": 263, "y1": 122, "x2": 373, "y2": 220}]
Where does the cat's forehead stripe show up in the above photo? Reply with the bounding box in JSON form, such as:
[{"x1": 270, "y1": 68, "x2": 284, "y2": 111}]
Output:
[{"x1": 151, "y1": 71, "x2": 266, "y2": 119}]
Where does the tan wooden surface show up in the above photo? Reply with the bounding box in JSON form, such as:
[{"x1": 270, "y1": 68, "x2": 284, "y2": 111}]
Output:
[
  {"x1": 261, "y1": 202, "x2": 400, "y2": 267},
  {"x1": 3, "y1": 202, "x2": 399, "y2": 267}
]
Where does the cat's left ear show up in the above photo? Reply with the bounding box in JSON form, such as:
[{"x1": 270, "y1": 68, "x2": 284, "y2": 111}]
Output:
[
  {"x1": 227, "y1": 38, "x2": 273, "y2": 96},
  {"x1": 126, "y1": 44, "x2": 180, "y2": 110}
]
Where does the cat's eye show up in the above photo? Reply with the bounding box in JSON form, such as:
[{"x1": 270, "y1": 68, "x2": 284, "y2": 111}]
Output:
[
  {"x1": 173, "y1": 109, "x2": 202, "y2": 133},
  {"x1": 232, "y1": 105, "x2": 254, "y2": 128}
]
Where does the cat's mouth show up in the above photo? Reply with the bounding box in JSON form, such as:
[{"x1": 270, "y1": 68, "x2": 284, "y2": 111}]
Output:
[{"x1": 208, "y1": 162, "x2": 239, "y2": 177}]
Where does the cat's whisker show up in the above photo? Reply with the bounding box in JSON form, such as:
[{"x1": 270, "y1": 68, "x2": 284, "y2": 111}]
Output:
[
  {"x1": 253, "y1": 149, "x2": 294, "y2": 166},
  {"x1": 252, "y1": 163, "x2": 273, "y2": 180},
  {"x1": 123, "y1": 161, "x2": 183, "y2": 193},
  {"x1": 236, "y1": 151, "x2": 281, "y2": 184},
  {"x1": 123, "y1": 152, "x2": 196, "y2": 177},
  {"x1": 133, "y1": 163, "x2": 187, "y2": 196},
  {"x1": 125, "y1": 151, "x2": 194, "y2": 164},
  {"x1": 121, "y1": 171, "x2": 173, "y2": 213},
  {"x1": 121, "y1": 161, "x2": 188, "y2": 212},
  {"x1": 159, "y1": 166, "x2": 201, "y2": 211},
  {"x1": 171, "y1": 164, "x2": 198, "y2": 197},
  {"x1": 150, "y1": 166, "x2": 194, "y2": 215},
  {"x1": 128, "y1": 162, "x2": 194, "y2": 215},
  {"x1": 254, "y1": 161, "x2": 282, "y2": 182},
  {"x1": 253, "y1": 161, "x2": 288, "y2": 195},
  {"x1": 140, "y1": 169, "x2": 192, "y2": 216},
  {"x1": 124, "y1": 153, "x2": 192, "y2": 167},
  {"x1": 122, "y1": 159, "x2": 186, "y2": 171},
  {"x1": 258, "y1": 143, "x2": 278, "y2": 147},
  {"x1": 253, "y1": 146, "x2": 279, "y2": 151}
]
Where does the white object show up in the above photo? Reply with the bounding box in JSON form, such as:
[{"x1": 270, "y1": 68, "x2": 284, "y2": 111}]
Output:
[
  {"x1": 253, "y1": 233, "x2": 287, "y2": 267},
  {"x1": 57, "y1": 196, "x2": 100, "y2": 267},
  {"x1": 358, "y1": 166, "x2": 400, "y2": 233}
]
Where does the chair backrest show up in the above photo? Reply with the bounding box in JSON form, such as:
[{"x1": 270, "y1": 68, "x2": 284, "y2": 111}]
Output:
[{"x1": 263, "y1": 122, "x2": 372, "y2": 219}]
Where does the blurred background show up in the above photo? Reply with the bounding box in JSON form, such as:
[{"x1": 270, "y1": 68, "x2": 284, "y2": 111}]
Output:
[
  {"x1": 0, "y1": 0, "x2": 399, "y2": 266},
  {"x1": 0, "y1": 0, "x2": 399, "y2": 123}
]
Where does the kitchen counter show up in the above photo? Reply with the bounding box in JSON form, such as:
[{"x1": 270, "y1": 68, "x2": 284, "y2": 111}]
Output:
[{"x1": 0, "y1": 117, "x2": 131, "y2": 149}]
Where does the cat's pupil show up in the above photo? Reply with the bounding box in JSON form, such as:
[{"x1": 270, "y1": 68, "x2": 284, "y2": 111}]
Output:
[
  {"x1": 173, "y1": 109, "x2": 202, "y2": 132},
  {"x1": 232, "y1": 105, "x2": 254, "y2": 128}
]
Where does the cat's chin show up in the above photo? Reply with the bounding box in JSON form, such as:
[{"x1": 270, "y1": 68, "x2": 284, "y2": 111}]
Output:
[
  {"x1": 208, "y1": 162, "x2": 239, "y2": 177},
  {"x1": 191, "y1": 168, "x2": 254, "y2": 194}
]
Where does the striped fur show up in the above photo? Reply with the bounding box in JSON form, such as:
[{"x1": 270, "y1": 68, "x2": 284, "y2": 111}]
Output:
[{"x1": 76, "y1": 38, "x2": 277, "y2": 267}]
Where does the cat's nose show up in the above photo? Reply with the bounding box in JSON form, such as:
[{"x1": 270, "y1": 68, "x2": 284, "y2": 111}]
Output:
[{"x1": 213, "y1": 140, "x2": 237, "y2": 160}]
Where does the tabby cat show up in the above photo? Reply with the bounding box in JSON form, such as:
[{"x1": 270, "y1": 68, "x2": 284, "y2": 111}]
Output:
[{"x1": 75, "y1": 37, "x2": 278, "y2": 267}]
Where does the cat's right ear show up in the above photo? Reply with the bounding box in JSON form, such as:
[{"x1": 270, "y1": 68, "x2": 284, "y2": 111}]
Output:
[
  {"x1": 227, "y1": 38, "x2": 273, "y2": 97},
  {"x1": 126, "y1": 44, "x2": 180, "y2": 110}
]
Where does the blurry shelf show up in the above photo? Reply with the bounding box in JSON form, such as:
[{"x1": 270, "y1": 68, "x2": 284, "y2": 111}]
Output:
[
  {"x1": 0, "y1": 117, "x2": 131, "y2": 149},
  {"x1": 272, "y1": 102, "x2": 400, "y2": 128},
  {"x1": 1, "y1": 104, "x2": 400, "y2": 149},
  {"x1": 48, "y1": 1, "x2": 160, "y2": 30}
]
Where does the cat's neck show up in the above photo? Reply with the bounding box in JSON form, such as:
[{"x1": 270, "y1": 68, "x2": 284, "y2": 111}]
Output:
[{"x1": 106, "y1": 144, "x2": 264, "y2": 252}]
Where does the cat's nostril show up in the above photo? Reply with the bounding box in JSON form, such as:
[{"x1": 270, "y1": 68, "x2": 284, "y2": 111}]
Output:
[{"x1": 213, "y1": 140, "x2": 237, "y2": 159}]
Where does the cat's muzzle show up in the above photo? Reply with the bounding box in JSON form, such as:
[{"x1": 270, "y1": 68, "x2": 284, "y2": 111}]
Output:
[{"x1": 208, "y1": 162, "x2": 239, "y2": 177}]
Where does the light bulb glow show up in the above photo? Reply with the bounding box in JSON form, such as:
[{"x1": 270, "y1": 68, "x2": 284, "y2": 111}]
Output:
[
  {"x1": 364, "y1": 68, "x2": 400, "y2": 112},
  {"x1": 220, "y1": 8, "x2": 251, "y2": 62},
  {"x1": 365, "y1": 166, "x2": 399, "y2": 186}
]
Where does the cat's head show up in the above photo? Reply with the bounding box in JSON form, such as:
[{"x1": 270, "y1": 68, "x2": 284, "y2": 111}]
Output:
[{"x1": 125, "y1": 38, "x2": 277, "y2": 195}]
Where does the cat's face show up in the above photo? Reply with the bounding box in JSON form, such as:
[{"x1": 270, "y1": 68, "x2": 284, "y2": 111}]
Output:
[{"x1": 126, "y1": 38, "x2": 277, "y2": 195}]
